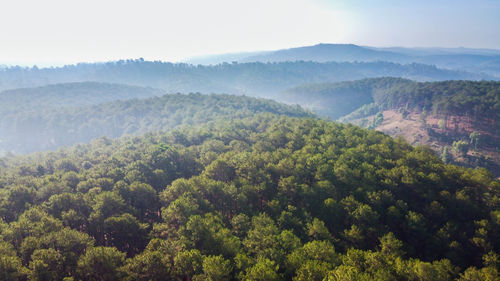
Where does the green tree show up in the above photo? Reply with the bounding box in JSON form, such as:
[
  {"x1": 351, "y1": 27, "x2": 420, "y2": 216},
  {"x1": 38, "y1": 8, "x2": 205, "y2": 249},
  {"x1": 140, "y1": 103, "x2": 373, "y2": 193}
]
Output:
[
  {"x1": 76, "y1": 247, "x2": 125, "y2": 281},
  {"x1": 243, "y1": 214, "x2": 281, "y2": 261},
  {"x1": 469, "y1": 132, "x2": 482, "y2": 150},
  {"x1": 243, "y1": 258, "x2": 281, "y2": 281},
  {"x1": 121, "y1": 250, "x2": 171, "y2": 281},
  {"x1": 103, "y1": 213, "x2": 148, "y2": 255},
  {"x1": 0, "y1": 241, "x2": 28, "y2": 281},
  {"x1": 441, "y1": 146, "x2": 450, "y2": 164},
  {"x1": 173, "y1": 249, "x2": 204, "y2": 280},
  {"x1": 452, "y1": 140, "x2": 469, "y2": 157},
  {"x1": 201, "y1": 255, "x2": 232, "y2": 281},
  {"x1": 28, "y1": 248, "x2": 66, "y2": 281},
  {"x1": 204, "y1": 159, "x2": 236, "y2": 183}
]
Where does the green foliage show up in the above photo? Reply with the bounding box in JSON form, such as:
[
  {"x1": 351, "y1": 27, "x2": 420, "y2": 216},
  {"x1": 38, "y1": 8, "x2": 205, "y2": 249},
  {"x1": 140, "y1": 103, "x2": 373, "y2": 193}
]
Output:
[
  {"x1": 76, "y1": 247, "x2": 125, "y2": 281},
  {"x1": 302, "y1": 79, "x2": 499, "y2": 135},
  {"x1": 371, "y1": 80, "x2": 500, "y2": 119},
  {"x1": 0, "y1": 241, "x2": 28, "y2": 281},
  {"x1": 120, "y1": 250, "x2": 171, "y2": 281},
  {"x1": 469, "y1": 131, "x2": 482, "y2": 150},
  {"x1": 441, "y1": 146, "x2": 451, "y2": 164},
  {"x1": 453, "y1": 140, "x2": 469, "y2": 157},
  {"x1": 201, "y1": 255, "x2": 232, "y2": 281},
  {"x1": 371, "y1": 112, "x2": 384, "y2": 128},
  {"x1": 28, "y1": 248, "x2": 66, "y2": 281},
  {"x1": 0, "y1": 114, "x2": 498, "y2": 280},
  {"x1": 173, "y1": 249, "x2": 203, "y2": 280},
  {"x1": 243, "y1": 257, "x2": 281, "y2": 281}
]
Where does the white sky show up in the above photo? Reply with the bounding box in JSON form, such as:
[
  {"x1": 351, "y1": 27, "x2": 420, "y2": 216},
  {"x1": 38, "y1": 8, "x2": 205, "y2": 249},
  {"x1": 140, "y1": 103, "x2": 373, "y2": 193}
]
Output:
[{"x1": 0, "y1": 0, "x2": 499, "y2": 66}]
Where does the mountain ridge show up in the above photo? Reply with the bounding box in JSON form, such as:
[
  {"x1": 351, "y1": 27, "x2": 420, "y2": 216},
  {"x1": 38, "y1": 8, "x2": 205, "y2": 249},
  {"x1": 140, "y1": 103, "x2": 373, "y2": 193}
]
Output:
[{"x1": 186, "y1": 43, "x2": 500, "y2": 78}]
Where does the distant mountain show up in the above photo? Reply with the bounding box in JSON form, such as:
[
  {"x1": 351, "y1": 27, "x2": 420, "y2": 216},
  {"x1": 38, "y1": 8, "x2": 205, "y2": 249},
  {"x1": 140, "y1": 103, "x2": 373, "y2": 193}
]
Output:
[
  {"x1": 185, "y1": 43, "x2": 500, "y2": 78},
  {"x1": 0, "y1": 60, "x2": 489, "y2": 96},
  {"x1": 240, "y1": 43, "x2": 406, "y2": 63},
  {"x1": 186, "y1": 44, "x2": 406, "y2": 64},
  {"x1": 278, "y1": 78, "x2": 500, "y2": 176}
]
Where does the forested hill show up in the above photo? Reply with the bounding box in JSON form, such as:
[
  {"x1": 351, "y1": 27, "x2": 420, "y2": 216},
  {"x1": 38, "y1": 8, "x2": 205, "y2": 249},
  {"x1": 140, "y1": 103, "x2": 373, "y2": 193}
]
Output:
[
  {"x1": 0, "y1": 60, "x2": 488, "y2": 96},
  {"x1": 281, "y1": 78, "x2": 500, "y2": 120},
  {"x1": 277, "y1": 77, "x2": 413, "y2": 119},
  {"x1": 0, "y1": 92, "x2": 312, "y2": 154},
  {"x1": 345, "y1": 80, "x2": 500, "y2": 176},
  {"x1": 0, "y1": 115, "x2": 498, "y2": 280},
  {"x1": 368, "y1": 80, "x2": 500, "y2": 119},
  {"x1": 0, "y1": 82, "x2": 166, "y2": 115},
  {"x1": 279, "y1": 78, "x2": 500, "y2": 176}
]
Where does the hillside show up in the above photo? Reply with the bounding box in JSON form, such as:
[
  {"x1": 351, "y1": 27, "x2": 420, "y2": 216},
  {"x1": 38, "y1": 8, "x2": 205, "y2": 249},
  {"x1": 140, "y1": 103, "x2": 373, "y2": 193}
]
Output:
[
  {"x1": 0, "y1": 115, "x2": 498, "y2": 280},
  {"x1": 0, "y1": 60, "x2": 488, "y2": 96},
  {"x1": 279, "y1": 79, "x2": 500, "y2": 176},
  {"x1": 342, "y1": 80, "x2": 500, "y2": 176},
  {"x1": 359, "y1": 109, "x2": 500, "y2": 176},
  {"x1": 0, "y1": 91, "x2": 312, "y2": 154}
]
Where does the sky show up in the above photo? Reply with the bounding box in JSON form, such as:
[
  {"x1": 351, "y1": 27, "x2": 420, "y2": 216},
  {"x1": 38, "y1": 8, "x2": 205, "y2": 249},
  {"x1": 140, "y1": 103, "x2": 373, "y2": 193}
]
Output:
[{"x1": 0, "y1": 0, "x2": 499, "y2": 66}]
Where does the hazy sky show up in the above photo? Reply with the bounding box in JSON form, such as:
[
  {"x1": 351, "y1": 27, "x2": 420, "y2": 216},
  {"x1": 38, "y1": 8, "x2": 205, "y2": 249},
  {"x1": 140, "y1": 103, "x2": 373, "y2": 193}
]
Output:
[{"x1": 1, "y1": 0, "x2": 499, "y2": 66}]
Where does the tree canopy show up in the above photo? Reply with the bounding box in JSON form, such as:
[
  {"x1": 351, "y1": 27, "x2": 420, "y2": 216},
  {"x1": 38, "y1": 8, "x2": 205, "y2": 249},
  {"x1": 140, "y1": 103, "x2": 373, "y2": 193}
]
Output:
[{"x1": 0, "y1": 114, "x2": 498, "y2": 280}]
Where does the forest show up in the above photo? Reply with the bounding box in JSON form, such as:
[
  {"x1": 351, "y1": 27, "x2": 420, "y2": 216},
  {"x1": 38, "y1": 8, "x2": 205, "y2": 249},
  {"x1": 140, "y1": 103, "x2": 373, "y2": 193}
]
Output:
[
  {"x1": 282, "y1": 78, "x2": 500, "y2": 176},
  {"x1": 0, "y1": 92, "x2": 311, "y2": 153},
  {"x1": 0, "y1": 114, "x2": 498, "y2": 280},
  {"x1": 280, "y1": 78, "x2": 500, "y2": 120},
  {"x1": 2, "y1": 0, "x2": 499, "y2": 279}
]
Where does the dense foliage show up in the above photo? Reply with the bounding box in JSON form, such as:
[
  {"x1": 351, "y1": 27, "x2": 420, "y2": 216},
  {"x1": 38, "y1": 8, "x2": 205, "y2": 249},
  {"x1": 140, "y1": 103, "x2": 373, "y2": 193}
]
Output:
[
  {"x1": 0, "y1": 92, "x2": 311, "y2": 154},
  {"x1": 0, "y1": 60, "x2": 485, "y2": 95},
  {"x1": 0, "y1": 115, "x2": 498, "y2": 280},
  {"x1": 281, "y1": 78, "x2": 500, "y2": 121},
  {"x1": 371, "y1": 80, "x2": 500, "y2": 119}
]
